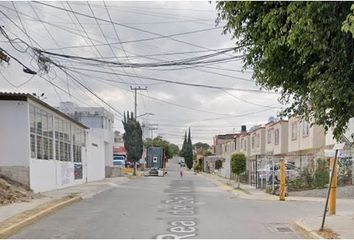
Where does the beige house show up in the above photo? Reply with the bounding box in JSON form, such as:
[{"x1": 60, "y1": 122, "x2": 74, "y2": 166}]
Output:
[
  {"x1": 249, "y1": 126, "x2": 266, "y2": 158},
  {"x1": 265, "y1": 120, "x2": 289, "y2": 158},
  {"x1": 287, "y1": 117, "x2": 326, "y2": 169}
]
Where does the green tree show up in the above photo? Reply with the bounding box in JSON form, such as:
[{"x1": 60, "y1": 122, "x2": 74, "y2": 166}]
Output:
[
  {"x1": 122, "y1": 112, "x2": 143, "y2": 176},
  {"x1": 180, "y1": 131, "x2": 187, "y2": 158},
  {"x1": 216, "y1": 2, "x2": 354, "y2": 140},
  {"x1": 185, "y1": 128, "x2": 193, "y2": 169},
  {"x1": 342, "y1": 4, "x2": 354, "y2": 36},
  {"x1": 169, "y1": 143, "x2": 180, "y2": 156},
  {"x1": 231, "y1": 153, "x2": 246, "y2": 189}
]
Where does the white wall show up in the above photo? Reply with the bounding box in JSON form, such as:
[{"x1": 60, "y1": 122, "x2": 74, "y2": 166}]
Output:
[
  {"x1": 0, "y1": 101, "x2": 30, "y2": 166},
  {"x1": 29, "y1": 159, "x2": 86, "y2": 193},
  {"x1": 86, "y1": 133, "x2": 105, "y2": 182},
  {"x1": 220, "y1": 154, "x2": 231, "y2": 179},
  {"x1": 89, "y1": 128, "x2": 113, "y2": 167}
]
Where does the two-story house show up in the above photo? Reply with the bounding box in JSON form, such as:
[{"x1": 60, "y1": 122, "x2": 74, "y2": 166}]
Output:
[
  {"x1": 248, "y1": 125, "x2": 267, "y2": 185},
  {"x1": 265, "y1": 120, "x2": 289, "y2": 160},
  {"x1": 287, "y1": 117, "x2": 326, "y2": 169}
]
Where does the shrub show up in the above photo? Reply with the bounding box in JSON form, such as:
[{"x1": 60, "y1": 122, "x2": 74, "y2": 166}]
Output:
[
  {"x1": 193, "y1": 161, "x2": 202, "y2": 172},
  {"x1": 231, "y1": 153, "x2": 246, "y2": 188},
  {"x1": 314, "y1": 158, "x2": 329, "y2": 188},
  {"x1": 215, "y1": 160, "x2": 223, "y2": 170}
]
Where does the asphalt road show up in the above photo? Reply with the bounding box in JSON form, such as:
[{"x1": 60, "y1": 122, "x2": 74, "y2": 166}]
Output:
[{"x1": 12, "y1": 157, "x2": 325, "y2": 239}]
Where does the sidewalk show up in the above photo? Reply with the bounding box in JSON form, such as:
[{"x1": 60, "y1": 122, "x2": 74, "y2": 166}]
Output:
[
  {"x1": 0, "y1": 176, "x2": 129, "y2": 232},
  {"x1": 200, "y1": 172, "x2": 354, "y2": 239},
  {"x1": 295, "y1": 211, "x2": 354, "y2": 239}
]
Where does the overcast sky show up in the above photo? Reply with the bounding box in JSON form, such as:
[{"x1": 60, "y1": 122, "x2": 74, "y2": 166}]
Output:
[{"x1": 0, "y1": 1, "x2": 285, "y2": 147}]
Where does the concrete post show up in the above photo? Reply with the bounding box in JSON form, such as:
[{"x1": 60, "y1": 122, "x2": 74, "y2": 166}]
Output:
[
  {"x1": 279, "y1": 159, "x2": 286, "y2": 201},
  {"x1": 328, "y1": 158, "x2": 337, "y2": 215}
]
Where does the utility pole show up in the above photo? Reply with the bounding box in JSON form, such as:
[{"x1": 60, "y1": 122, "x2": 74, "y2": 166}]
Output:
[{"x1": 130, "y1": 86, "x2": 147, "y2": 119}]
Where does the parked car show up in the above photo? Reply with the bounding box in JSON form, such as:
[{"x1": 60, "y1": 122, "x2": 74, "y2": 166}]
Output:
[
  {"x1": 257, "y1": 162, "x2": 299, "y2": 184},
  {"x1": 113, "y1": 156, "x2": 125, "y2": 167}
]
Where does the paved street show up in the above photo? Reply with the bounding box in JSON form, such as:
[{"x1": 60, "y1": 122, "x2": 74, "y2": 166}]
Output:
[{"x1": 12, "y1": 158, "x2": 325, "y2": 239}]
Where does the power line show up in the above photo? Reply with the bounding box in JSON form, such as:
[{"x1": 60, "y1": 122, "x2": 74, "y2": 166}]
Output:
[
  {"x1": 64, "y1": 66, "x2": 276, "y2": 93},
  {"x1": 34, "y1": 47, "x2": 239, "y2": 68},
  {"x1": 32, "y1": 1, "x2": 239, "y2": 55}
]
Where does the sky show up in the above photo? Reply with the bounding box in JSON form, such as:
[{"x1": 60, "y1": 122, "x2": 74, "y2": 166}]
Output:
[{"x1": 0, "y1": 1, "x2": 285, "y2": 147}]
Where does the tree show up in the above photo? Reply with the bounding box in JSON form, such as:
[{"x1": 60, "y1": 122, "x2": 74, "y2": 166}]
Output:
[
  {"x1": 169, "y1": 144, "x2": 180, "y2": 156},
  {"x1": 180, "y1": 131, "x2": 187, "y2": 157},
  {"x1": 185, "y1": 128, "x2": 193, "y2": 169},
  {"x1": 193, "y1": 142, "x2": 211, "y2": 156},
  {"x1": 216, "y1": 2, "x2": 354, "y2": 140},
  {"x1": 122, "y1": 112, "x2": 143, "y2": 176},
  {"x1": 231, "y1": 153, "x2": 246, "y2": 189}
]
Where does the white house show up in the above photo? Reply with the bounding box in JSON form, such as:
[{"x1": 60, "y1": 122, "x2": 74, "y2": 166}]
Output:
[
  {"x1": 0, "y1": 92, "x2": 99, "y2": 193},
  {"x1": 58, "y1": 102, "x2": 117, "y2": 177}
]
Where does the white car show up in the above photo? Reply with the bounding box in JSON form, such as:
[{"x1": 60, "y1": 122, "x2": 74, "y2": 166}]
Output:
[{"x1": 257, "y1": 163, "x2": 299, "y2": 183}]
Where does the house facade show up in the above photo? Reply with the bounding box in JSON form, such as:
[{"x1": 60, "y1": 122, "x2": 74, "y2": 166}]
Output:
[
  {"x1": 265, "y1": 120, "x2": 289, "y2": 159},
  {"x1": 0, "y1": 93, "x2": 99, "y2": 193},
  {"x1": 287, "y1": 117, "x2": 326, "y2": 169},
  {"x1": 59, "y1": 102, "x2": 116, "y2": 177}
]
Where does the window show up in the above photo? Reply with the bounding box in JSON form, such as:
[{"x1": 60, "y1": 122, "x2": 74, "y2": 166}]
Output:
[
  {"x1": 302, "y1": 121, "x2": 310, "y2": 137},
  {"x1": 256, "y1": 134, "x2": 260, "y2": 148},
  {"x1": 291, "y1": 122, "x2": 298, "y2": 141},
  {"x1": 30, "y1": 106, "x2": 36, "y2": 158},
  {"x1": 267, "y1": 128, "x2": 273, "y2": 144},
  {"x1": 54, "y1": 117, "x2": 72, "y2": 161},
  {"x1": 275, "y1": 129, "x2": 279, "y2": 145},
  {"x1": 30, "y1": 105, "x2": 53, "y2": 160},
  {"x1": 251, "y1": 135, "x2": 255, "y2": 149},
  {"x1": 73, "y1": 127, "x2": 84, "y2": 162}
]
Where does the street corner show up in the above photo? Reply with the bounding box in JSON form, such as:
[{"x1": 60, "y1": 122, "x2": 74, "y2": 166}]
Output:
[
  {"x1": 0, "y1": 194, "x2": 81, "y2": 239},
  {"x1": 292, "y1": 218, "x2": 324, "y2": 239}
]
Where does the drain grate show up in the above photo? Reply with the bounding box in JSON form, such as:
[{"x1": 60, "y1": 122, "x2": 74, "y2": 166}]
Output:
[
  {"x1": 276, "y1": 227, "x2": 293, "y2": 233},
  {"x1": 266, "y1": 223, "x2": 294, "y2": 233}
]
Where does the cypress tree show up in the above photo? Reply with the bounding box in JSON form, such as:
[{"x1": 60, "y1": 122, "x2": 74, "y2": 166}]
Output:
[
  {"x1": 122, "y1": 111, "x2": 143, "y2": 175},
  {"x1": 185, "y1": 128, "x2": 193, "y2": 169},
  {"x1": 180, "y1": 131, "x2": 187, "y2": 157}
]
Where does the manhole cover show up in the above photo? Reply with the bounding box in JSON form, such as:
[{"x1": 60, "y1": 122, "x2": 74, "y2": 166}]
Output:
[{"x1": 276, "y1": 227, "x2": 293, "y2": 233}]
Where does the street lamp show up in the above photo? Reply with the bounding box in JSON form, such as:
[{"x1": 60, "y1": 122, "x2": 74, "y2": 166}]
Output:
[{"x1": 136, "y1": 113, "x2": 154, "y2": 118}]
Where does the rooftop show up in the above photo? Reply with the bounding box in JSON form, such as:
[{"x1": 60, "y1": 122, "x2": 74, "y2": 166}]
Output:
[{"x1": 0, "y1": 92, "x2": 89, "y2": 129}]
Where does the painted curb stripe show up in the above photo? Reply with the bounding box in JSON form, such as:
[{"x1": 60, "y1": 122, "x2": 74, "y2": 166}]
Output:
[{"x1": 0, "y1": 196, "x2": 81, "y2": 239}]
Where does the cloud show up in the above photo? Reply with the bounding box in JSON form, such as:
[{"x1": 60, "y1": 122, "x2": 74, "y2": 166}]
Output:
[{"x1": 0, "y1": 1, "x2": 284, "y2": 146}]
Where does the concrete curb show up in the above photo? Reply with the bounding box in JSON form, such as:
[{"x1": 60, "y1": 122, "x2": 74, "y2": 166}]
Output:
[
  {"x1": 0, "y1": 195, "x2": 81, "y2": 239},
  {"x1": 292, "y1": 219, "x2": 324, "y2": 239}
]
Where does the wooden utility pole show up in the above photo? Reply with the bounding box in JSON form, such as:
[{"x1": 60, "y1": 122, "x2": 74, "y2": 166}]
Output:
[
  {"x1": 279, "y1": 159, "x2": 286, "y2": 201},
  {"x1": 130, "y1": 86, "x2": 147, "y2": 119}
]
